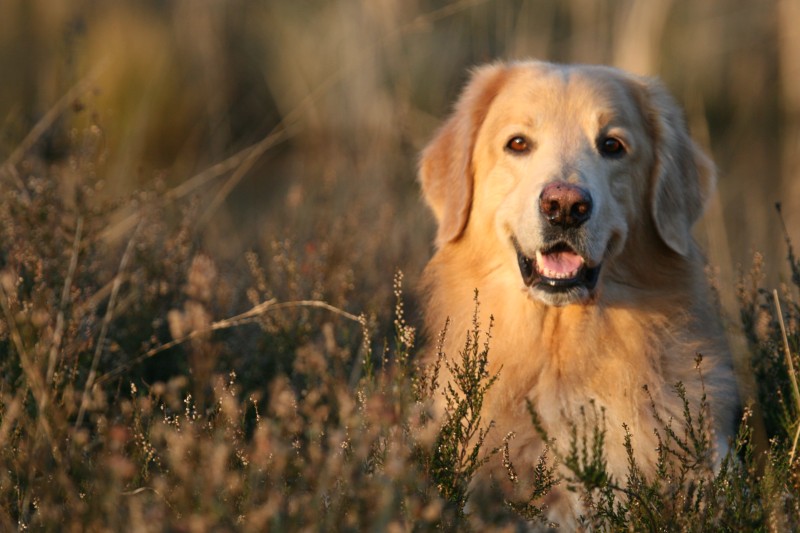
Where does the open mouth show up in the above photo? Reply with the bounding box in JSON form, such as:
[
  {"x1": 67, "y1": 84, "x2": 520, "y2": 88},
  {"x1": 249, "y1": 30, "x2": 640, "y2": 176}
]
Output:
[{"x1": 513, "y1": 239, "x2": 601, "y2": 293}]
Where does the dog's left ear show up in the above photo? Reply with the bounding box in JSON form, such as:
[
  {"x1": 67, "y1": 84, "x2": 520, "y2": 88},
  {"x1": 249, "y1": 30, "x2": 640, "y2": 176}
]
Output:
[
  {"x1": 641, "y1": 80, "x2": 716, "y2": 257},
  {"x1": 419, "y1": 63, "x2": 509, "y2": 247}
]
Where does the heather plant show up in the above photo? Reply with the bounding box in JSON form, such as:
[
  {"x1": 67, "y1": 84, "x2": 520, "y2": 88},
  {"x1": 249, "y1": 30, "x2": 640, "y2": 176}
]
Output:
[
  {"x1": 524, "y1": 372, "x2": 792, "y2": 531},
  {"x1": 2, "y1": 2, "x2": 800, "y2": 524},
  {"x1": 740, "y1": 206, "x2": 800, "y2": 448},
  {"x1": 428, "y1": 292, "x2": 500, "y2": 516}
]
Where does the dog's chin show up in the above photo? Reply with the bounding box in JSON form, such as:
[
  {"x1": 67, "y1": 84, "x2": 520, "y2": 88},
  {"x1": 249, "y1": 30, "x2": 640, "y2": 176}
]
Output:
[
  {"x1": 527, "y1": 283, "x2": 596, "y2": 307},
  {"x1": 512, "y1": 238, "x2": 602, "y2": 307}
]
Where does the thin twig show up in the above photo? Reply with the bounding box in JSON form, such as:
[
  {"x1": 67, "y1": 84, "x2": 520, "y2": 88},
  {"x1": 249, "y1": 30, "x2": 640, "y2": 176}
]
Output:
[
  {"x1": 792, "y1": 422, "x2": 800, "y2": 466},
  {"x1": 165, "y1": 128, "x2": 287, "y2": 203},
  {"x1": 46, "y1": 216, "x2": 84, "y2": 385},
  {"x1": 98, "y1": 126, "x2": 288, "y2": 244},
  {"x1": 0, "y1": 63, "x2": 106, "y2": 200},
  {"x1": 75, "y1": 219, "x2": 142, "y2": 428},
  {"x1": 120, "y1": 486, "x2": 177, "y2": 513},
  {"x1": 197, "y1": 129, "x2": 286, "y2": 228},
  {"x1": 94, "y1": 298, "x2": 362, "y2": 386},
  {"x1": 404, "y1": 0, "x2": 491, "y2": 31},
  {"x1": 0, "y1": 276, "x2": 59, "y2": 460},
  {"x1": 0, "y1": 282, "x2": 33, "y2": 389},
  {"x1": 0, "y1": 392, "x2": 23, "y2": 447},
  {"x1": 192, "y1": 65, "x2": 343, "y2": 228},
  {"x1": 773, "y1": 289, "x2": 800, "y2": 463}
]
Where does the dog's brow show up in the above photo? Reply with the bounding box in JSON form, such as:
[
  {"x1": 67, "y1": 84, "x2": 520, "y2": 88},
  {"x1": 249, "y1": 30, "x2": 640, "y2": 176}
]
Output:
[{"x1": 595, "y1": 110, "x2": 617, "y2": 128}]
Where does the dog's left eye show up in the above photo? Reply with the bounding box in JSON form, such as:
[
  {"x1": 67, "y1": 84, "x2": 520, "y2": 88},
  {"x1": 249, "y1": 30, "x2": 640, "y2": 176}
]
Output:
[
  {"x1": 505, "y1": 135, "x2": 531, "y2": 154},
  {"x1": 598, "y1": 136, "x2": 626, "y2": 157}
]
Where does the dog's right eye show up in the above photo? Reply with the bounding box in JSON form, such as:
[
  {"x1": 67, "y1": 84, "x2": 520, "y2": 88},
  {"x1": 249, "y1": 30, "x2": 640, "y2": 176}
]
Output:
[
  {"x1": 598, "y1": 136, "x2": 626, "y2": 158},
  {"x1": 505, "y1": 135, "x2": 532, "y2": 154}
]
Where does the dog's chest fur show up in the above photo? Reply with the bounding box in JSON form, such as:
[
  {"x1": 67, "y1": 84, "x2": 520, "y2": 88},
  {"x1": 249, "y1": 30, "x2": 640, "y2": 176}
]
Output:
[{"x1": 421, "y1": 243, "x2": 724, "y2": 488}]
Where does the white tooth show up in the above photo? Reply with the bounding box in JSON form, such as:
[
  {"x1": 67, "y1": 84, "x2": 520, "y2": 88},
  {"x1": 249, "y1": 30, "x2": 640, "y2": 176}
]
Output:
[{"x1": 539, "y1": 268, "x2": 579, "y2": 280}]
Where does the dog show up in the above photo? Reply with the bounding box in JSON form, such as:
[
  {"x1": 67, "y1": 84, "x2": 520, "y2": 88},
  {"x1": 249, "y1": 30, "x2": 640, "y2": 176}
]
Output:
[{"x1": 418, "y1": 60, "x2": 738, "y2": 527}]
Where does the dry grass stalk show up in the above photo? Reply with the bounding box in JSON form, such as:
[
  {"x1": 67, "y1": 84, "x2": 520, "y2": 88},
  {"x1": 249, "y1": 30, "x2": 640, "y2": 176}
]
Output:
[
  {"x1": 773, "y1": 289, "x2": 800, "y2": 463},
  {"x1": 95, "y1": 298, "x2": 362, "y2": 386},
  {"x1": 75, "y1": 219, "x2": 142, "y2": 428}
]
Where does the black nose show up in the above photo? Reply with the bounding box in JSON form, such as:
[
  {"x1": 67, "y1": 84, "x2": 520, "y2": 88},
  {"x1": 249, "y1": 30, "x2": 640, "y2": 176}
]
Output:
[{"x1": 539, "y1": 182, "x2": 593, "y2": 229}]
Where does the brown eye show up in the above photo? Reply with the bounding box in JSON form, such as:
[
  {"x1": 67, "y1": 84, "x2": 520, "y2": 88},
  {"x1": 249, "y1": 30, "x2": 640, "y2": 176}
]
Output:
[
  {"x1": 505, "y1": 135, "x2": 531, "y2": 154},
  {"x1": 599, "y1": 136, "x2": 625, "y2": 157}
]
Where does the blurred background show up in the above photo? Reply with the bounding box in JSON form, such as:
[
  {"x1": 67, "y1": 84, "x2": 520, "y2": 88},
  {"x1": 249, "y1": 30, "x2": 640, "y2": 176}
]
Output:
[{"x1": 0, "y1": 0, "x2": 798, "y2": 319}]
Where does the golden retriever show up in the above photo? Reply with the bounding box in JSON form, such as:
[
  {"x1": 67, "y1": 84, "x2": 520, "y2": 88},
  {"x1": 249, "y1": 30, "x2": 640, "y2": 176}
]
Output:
[{"x1": 419, "y1": 60, "x2": 738, "y2": 526}]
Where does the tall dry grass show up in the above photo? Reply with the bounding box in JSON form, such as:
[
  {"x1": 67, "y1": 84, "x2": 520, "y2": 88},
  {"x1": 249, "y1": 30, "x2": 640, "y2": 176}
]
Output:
[
  {"x1": 0, "y1": 1, "x2": 796, "y2": 271},
  {"x1": 1, "y1": 0, "x2": 800, "y2": 530}
]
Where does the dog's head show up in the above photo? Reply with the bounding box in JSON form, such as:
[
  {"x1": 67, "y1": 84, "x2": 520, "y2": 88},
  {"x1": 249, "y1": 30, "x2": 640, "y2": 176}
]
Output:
[{"x1": 419, "y1": 61, "x2": 715, "y2": 306}]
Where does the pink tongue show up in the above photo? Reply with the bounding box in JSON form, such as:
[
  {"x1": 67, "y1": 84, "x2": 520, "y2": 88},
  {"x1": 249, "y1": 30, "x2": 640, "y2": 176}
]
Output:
[{"x1": 539, "y1": 251, "x2": 583, "y2": 275}]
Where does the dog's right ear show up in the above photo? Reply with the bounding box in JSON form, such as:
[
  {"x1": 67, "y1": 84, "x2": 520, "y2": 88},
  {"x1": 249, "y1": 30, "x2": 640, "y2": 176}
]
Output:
[
  {"x1": 639, "y1": 79, "x2": 716, "y2": 257},
  {"x1": 419, "y1": 63, "x2": 509, "y2": 247}
]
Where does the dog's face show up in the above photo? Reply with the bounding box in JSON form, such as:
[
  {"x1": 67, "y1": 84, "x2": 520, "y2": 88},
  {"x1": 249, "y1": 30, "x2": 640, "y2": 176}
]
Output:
[{"x1": 420, "y1": 61, "x2": 715, "y2": 306}]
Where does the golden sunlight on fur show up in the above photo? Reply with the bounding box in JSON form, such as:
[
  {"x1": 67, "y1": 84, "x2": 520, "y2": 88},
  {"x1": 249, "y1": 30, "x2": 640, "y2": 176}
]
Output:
[{"x1": 419, "y1": 60, "x2": 739, "y2": 527}]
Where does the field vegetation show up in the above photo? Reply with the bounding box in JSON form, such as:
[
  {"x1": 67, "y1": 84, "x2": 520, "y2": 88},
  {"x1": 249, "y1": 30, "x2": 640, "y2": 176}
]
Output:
[{"x1": 1, "y1": 0, "x2": 799, "y2": 530}]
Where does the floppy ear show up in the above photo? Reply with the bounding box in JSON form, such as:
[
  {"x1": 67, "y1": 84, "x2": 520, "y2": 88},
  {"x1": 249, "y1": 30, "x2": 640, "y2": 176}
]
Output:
[
  {"x1": 642, "y1": 80, "x2": 716, "y2": 256},
  {"x1": 419, "y1": 63, "x2": 509, "y2": 247}
]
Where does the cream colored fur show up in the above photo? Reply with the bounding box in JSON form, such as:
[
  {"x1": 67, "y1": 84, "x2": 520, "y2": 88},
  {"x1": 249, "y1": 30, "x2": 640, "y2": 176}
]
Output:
[{"x1": 419, "y1": 60, "x2": 738, "y2": 527}]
